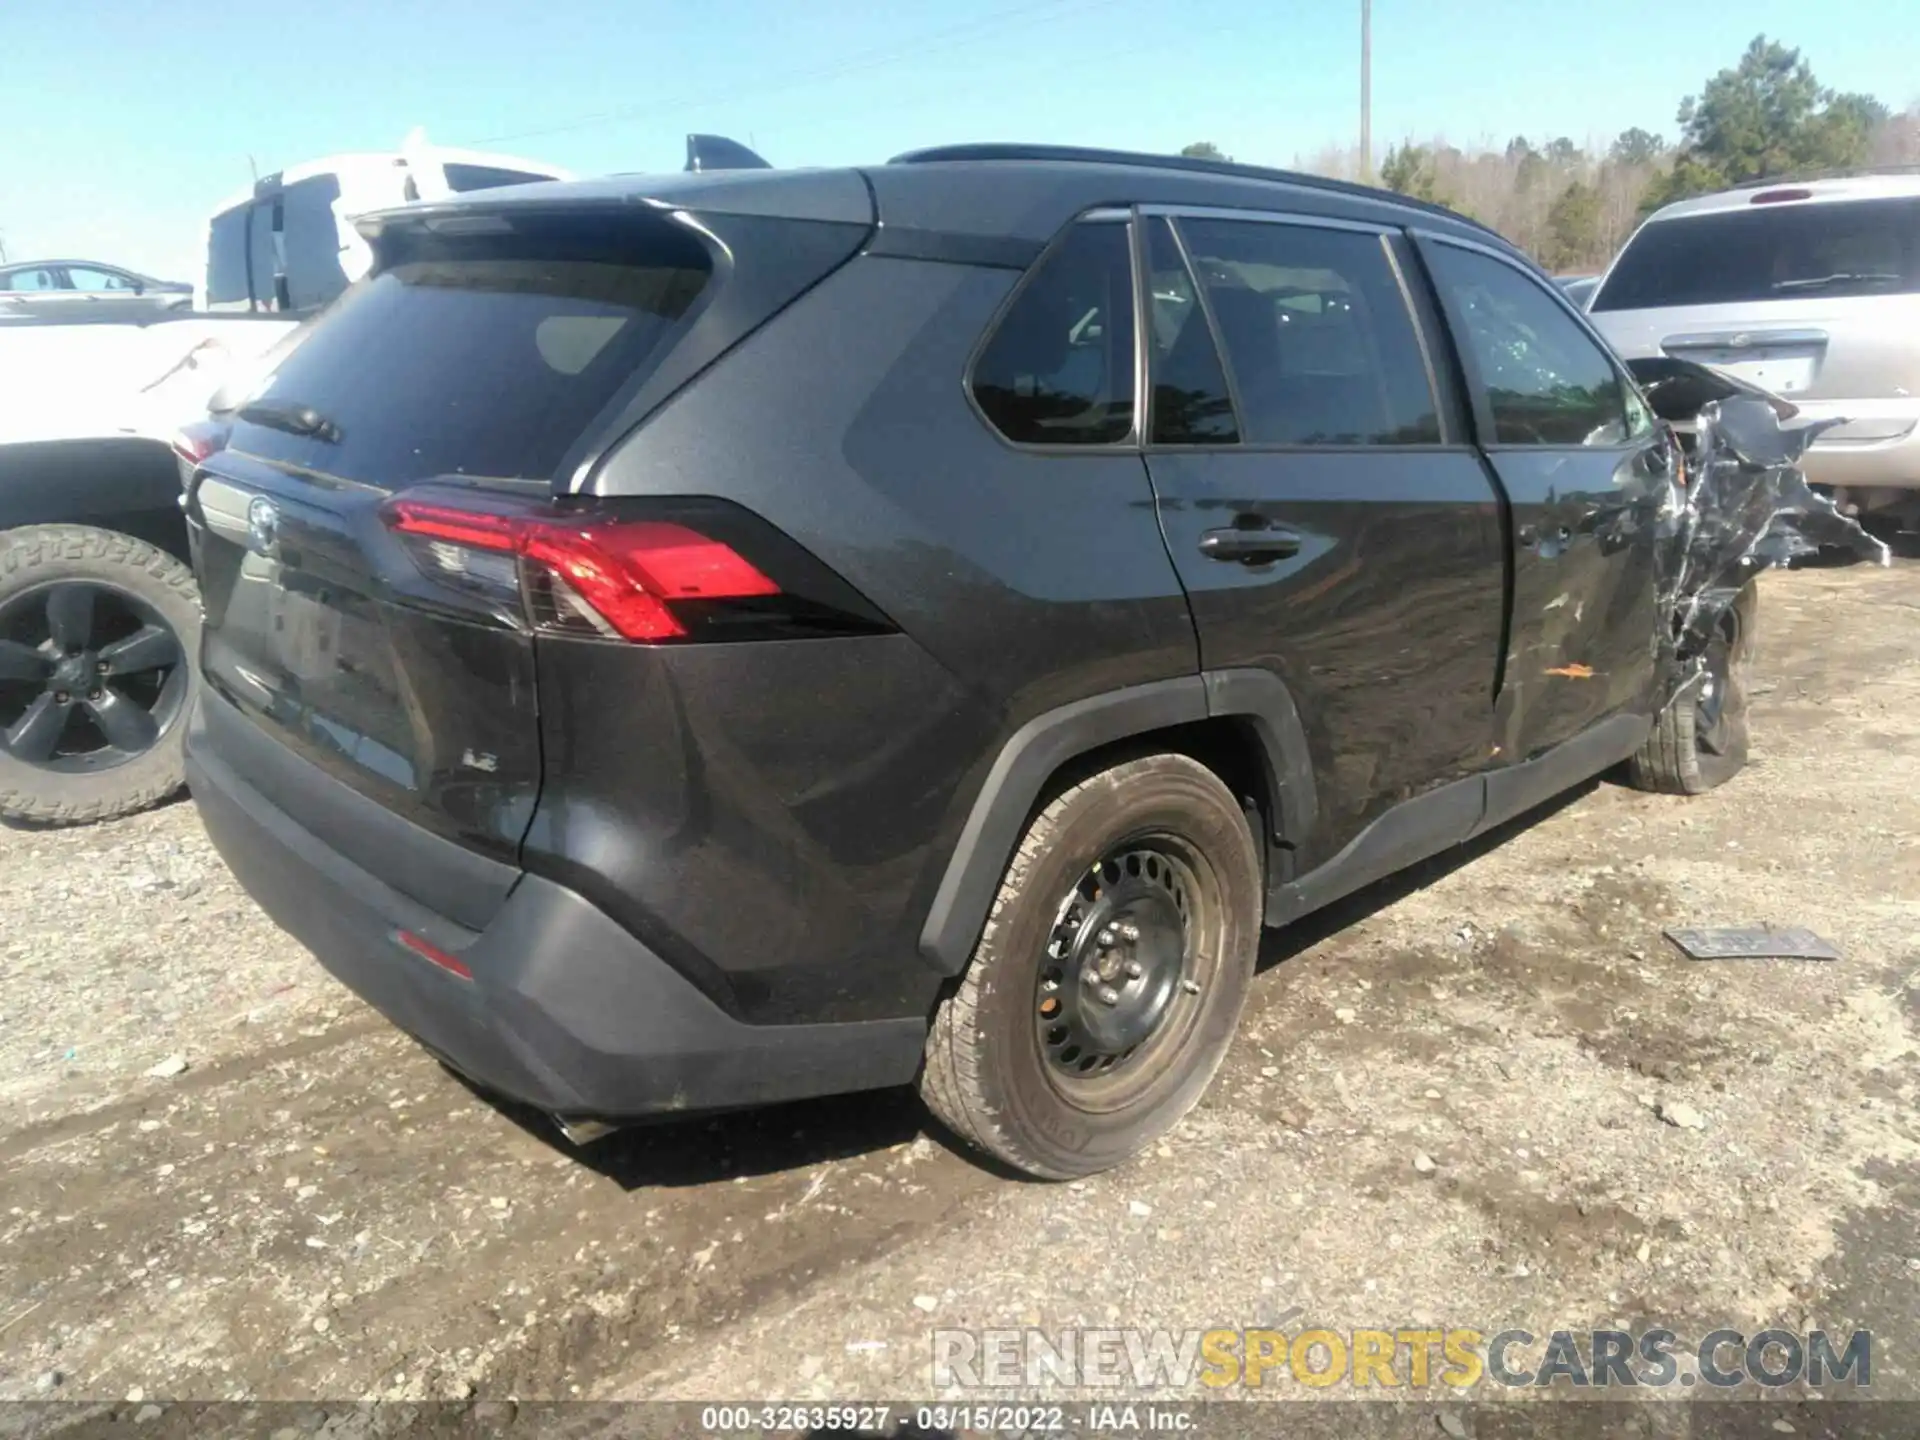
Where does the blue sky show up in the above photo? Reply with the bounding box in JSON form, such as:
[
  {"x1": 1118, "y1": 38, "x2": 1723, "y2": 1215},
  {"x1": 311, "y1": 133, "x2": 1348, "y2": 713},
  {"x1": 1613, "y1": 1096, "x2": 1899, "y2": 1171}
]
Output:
[{"x1": 3, "y1": 0, "x2": 1913, "y2": 282}]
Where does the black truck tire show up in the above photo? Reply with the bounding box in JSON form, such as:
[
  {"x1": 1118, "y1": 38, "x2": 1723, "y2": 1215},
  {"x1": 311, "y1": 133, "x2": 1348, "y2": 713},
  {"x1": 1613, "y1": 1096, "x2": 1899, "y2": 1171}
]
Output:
[
  {"x1": 1629, "y1": 584, "x2": 1758, "y2": 796},
  {"x1": 921, "y1": 752, "x2": 1262, "y2": 1179},
  {"x1": 0, "y1": 525, "x2": 200, "y2": 825}
]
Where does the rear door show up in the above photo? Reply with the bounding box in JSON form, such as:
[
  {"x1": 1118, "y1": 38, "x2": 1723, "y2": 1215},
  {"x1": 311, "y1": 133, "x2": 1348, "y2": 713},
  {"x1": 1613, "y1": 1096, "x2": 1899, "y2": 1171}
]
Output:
[
  {"x1": 1417, "y1": 235, "x2": 1667, "y2": 762},
  {"x1": 1142, "y1": 209, "x2": 1508, "y2": 870}
]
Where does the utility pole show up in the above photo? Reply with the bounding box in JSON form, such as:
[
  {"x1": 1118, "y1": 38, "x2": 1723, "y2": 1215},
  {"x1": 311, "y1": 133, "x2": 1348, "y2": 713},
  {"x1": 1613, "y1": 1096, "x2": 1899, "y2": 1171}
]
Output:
[{"x1": 1360, "y1": 0, "x2": 1372, "y2": 182}]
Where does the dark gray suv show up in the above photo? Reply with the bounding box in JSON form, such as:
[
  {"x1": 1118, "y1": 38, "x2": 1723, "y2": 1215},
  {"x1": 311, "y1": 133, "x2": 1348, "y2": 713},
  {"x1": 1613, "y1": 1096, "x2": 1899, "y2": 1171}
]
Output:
[{"x1": 180, "y1": 145, "x2": 1759, "y2": 1178}]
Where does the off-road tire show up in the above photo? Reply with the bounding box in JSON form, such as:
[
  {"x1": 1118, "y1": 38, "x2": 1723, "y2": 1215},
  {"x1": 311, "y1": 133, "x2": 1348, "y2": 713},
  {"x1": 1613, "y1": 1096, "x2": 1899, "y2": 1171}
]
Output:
[
  {"x1": 1628, "y1": 584, "x2": 1758, "y2": 796},
  {"x1": 0, "y1": 525, "x2": 199, "y2": 825},
  {"x1": 920, "y1": 753, "x2": 1262, "y2": 1179}
]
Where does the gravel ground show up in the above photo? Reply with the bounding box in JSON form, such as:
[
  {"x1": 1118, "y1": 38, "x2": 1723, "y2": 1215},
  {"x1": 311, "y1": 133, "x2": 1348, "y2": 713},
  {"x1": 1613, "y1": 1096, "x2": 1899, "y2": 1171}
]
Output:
[{"x1": 1, "y1": 561, "x2": 1916, "y2": 1415}]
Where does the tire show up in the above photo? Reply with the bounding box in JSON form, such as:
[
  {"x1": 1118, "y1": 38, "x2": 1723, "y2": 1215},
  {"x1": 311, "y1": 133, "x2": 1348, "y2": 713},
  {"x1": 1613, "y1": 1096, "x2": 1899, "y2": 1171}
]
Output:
[
  {"x1": 0, "y1": 525, "x2": 200, "y2": 825},
  {"x1": 920, "y1": 752, "x2": 1262, "y2": 1179},
  {"x1": 1628, "y1": 583, "x2": 1757, "y2": 796}
]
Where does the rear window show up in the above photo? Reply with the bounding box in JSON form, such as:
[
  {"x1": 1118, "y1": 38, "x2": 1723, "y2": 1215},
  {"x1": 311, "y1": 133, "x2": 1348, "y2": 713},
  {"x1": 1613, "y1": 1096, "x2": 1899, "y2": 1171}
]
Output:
[
  {"x1": 206, "y1": 175, "x2": 350, "y2": 313},
  {"x1": 230, "y1": 213, "x2": 711, "y2": 489},
  {"x1": 443, "y1": 164, "x2": 556, "y2": 193},
  {"x1": 206, "y1": 204, "x2": 252, "y2": 306},
  {"x1": 278, "y1": 175, "x2": 350, "y2": 312},
  {"x1": 1593, "y1": 196, "x2": 1920, "y2": 311}
]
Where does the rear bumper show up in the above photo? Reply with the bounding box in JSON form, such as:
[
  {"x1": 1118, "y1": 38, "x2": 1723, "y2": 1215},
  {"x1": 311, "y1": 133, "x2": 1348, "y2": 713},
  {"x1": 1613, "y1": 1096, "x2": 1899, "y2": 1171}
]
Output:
[
  {"x1": 1795, "y1": 400, "x2": 1920, "y2": 495},
  {"x1": 185, "y1": 693, "x2": 927, "y2": 1120}
]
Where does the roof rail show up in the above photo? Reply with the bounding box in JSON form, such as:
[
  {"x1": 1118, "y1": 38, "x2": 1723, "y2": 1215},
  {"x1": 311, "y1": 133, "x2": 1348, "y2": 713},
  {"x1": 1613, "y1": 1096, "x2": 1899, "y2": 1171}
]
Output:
[
  {"x1": 888, "y1": 142, "x2": 1507, "y2": 242},
  {"x1": 1725, "y1": 162, "x2": 1920, "y2": 190}
]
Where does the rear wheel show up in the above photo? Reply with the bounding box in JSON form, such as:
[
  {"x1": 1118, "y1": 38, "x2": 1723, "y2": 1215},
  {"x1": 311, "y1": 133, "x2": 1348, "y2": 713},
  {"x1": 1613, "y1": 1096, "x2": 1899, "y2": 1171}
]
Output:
[
  {"x1": 1629, "y1": 584, "x2": 1756, "y2": 796},
  {"x1": 920, "y1": 753, "x2": 1261, "y2": 1179},
  {"x1": 0, "y1": 525, "x2": 199, "y2": 825}
]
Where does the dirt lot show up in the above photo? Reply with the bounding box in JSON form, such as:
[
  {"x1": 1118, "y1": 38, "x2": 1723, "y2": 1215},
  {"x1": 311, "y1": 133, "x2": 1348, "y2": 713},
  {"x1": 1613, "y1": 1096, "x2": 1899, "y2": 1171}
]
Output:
[{"x1": 1, "y1": 560, "x2": 1916, "y2": 1411}]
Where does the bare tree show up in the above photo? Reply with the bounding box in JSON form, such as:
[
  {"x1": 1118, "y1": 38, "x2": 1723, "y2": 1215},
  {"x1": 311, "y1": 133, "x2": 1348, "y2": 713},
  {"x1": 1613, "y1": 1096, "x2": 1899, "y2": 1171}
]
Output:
[{"x1": 1220, "y1": 49, "x2": 1912, "y2": 270}]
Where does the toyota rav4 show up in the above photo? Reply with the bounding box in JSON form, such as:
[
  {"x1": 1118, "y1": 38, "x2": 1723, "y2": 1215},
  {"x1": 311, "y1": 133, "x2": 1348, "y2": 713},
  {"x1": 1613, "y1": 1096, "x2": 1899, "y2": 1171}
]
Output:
[{"x1": 184, "y1": 145, "x2": 1785, "y2": 1178}]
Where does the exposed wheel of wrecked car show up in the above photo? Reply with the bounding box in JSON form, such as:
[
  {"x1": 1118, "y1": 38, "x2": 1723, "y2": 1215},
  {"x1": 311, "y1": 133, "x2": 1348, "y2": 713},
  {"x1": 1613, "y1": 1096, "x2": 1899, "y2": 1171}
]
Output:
[
  {"x1": 0, "y1": 525, "x2": 198, "y2": 824},
  {"x1": 1629, "y1": 584, "x2": 1757, "y2": 796},
  {"x1": 921, "y1": 753, "x2": 1261, "y2": 1179}
]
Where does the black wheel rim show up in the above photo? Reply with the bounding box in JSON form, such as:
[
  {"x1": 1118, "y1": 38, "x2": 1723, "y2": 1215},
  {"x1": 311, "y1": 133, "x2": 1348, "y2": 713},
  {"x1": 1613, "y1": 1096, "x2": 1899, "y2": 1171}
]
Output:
[
  {"x1": 0, "y1": 581, "x2": 186, "y2": 774},
  {"x1": 1694, "y1": 610, "x2": 1737, "y2": 757},
  {"x1": 1035, "y1": 836, "x2": 1218, "y2": 1109}
]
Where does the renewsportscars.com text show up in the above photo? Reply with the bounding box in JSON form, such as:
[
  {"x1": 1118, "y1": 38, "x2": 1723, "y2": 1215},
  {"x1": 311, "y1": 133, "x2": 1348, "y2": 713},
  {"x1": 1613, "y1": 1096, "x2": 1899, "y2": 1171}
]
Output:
[{"x1": 932, "y1": 1326, "x2": 1873, "y2": 1390}]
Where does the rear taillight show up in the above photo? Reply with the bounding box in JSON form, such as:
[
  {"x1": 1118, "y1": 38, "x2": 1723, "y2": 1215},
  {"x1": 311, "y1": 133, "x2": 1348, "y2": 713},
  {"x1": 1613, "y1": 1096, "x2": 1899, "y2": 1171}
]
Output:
[
  {"x1": 172, "y1": 420, "x2": 228, "y2": 466},
  {"x1": 1749, "y1": 187, "x2": 1813, "y2": 205},
  {"x1": 380, "y1": 487, "x2": 889, "y2": 644}
]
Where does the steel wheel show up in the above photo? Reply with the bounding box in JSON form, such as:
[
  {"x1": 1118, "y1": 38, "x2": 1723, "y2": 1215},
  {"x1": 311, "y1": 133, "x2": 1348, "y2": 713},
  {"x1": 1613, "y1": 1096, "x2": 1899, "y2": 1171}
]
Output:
[
  {"x1": 1036, "y1": 839, "x2": 1214, "y2": 1108},
  {"x1": 920, "y1": 752, "x2": 1262, "y2": 1178},
  {"x1": 0, "y1": 580, "x2": 188, "y2": 774}
]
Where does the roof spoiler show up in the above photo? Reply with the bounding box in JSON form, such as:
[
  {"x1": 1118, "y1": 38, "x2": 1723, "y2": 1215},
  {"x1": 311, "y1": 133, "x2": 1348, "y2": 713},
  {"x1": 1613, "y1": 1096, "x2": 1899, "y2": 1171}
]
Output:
[{"x1": 685, "y1": 134, "x2": 772, "y2": 173}]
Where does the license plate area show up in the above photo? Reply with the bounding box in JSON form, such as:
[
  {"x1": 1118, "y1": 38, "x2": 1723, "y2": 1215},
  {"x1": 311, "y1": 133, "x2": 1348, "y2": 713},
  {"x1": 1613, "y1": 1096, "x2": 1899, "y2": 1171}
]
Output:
[{"x1": 188, "y1": 462, "x2": 543, "y2": 863}]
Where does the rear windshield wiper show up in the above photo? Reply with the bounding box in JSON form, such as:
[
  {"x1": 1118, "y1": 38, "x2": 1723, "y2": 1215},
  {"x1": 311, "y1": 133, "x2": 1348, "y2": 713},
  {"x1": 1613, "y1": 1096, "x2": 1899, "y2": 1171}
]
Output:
[
  {"x1": 238, "y1": 400, "x2": 343, "y2": 444},
  {"x1": 1771, "y1": 271, "x2": 1902, "y2": 294}
]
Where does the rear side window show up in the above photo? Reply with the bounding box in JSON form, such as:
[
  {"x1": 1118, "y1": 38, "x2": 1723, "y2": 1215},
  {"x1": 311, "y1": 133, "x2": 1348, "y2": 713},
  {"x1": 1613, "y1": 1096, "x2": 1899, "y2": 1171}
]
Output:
[
  {"x1": 1425, "y1": 243, "x2": 1631, "y2": 447},
  {"x1": 231, "y1": 213, "x2": 712, "y2": 489},
  {"x1": 971, "y1": 220, "x2": 1136, "y2": 445},
  {"x1": 1175, "y1": 218, "x2": 1440, "y2": 446},
  {"x1": 208, "y1": 177, "x2": 350, "y2": 313},
  {"x1": 278, "y1": 175, "x2": 351, "y2": 312},
  {"x1": 248, "y1": 202, "x2": 278, "y2": 310},
  {"x1": 1144, "y1": 217, "x2": 1238, "y2": 444},
  {"x1": 206, "y1": 204, "x2": 252, "y2": 306},
  {"x1": 3, "y1": 267, "x2": 62, "y2": 292},
  {"x1": 444, "y1": 164, "x2": 556, "y2": 193},
  {"x1": 1593, "y1": 197, "x2": 1920, "y2": 311}
]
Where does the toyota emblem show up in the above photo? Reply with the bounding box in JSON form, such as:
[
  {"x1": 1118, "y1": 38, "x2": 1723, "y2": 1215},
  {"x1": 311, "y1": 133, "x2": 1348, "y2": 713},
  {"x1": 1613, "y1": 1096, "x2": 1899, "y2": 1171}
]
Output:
[{"x1": 247, "y1": 495, "x2": 281, "y2": 554}]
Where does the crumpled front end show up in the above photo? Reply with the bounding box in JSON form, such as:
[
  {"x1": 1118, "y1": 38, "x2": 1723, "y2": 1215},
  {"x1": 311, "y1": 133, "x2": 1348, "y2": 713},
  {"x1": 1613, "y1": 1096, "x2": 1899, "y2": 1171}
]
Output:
[{"x1": 1632, "y1": 360, "x2": 1891, "y2": 710}]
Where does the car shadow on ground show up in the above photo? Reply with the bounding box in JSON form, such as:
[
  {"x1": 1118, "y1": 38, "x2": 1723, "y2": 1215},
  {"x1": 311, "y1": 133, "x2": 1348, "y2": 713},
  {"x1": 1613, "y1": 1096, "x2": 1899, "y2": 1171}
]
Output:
[
  {"x1": 448, "y1": 1065, "x2": 941, "y2": 1191},
  {"x1": 457, "y1": 775, "x2": 1606, "y2": 1190},
  {"x1": 1255, "y1": 776, "x2": 1599, "y2": 975}
]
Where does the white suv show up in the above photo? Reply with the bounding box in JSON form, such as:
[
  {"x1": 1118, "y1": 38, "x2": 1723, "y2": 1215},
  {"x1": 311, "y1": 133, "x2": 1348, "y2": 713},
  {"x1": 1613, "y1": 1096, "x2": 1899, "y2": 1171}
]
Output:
[{"x1": 1589, "y1": 173, "x2": 1920, "y2": 534}]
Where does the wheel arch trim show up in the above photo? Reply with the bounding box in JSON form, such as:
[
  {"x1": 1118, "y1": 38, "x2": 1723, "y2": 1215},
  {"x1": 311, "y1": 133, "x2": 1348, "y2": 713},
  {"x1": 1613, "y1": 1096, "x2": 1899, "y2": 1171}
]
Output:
[{"x1": 917, "y1": 669, "x2": 1316, "y2": 975}]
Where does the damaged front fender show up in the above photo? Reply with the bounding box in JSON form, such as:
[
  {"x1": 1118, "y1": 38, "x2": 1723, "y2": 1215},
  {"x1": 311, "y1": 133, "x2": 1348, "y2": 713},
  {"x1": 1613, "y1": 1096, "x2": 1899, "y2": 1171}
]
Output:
[{"x1": 1626, "y1": 357, "x2": 1891, "y2": 709}]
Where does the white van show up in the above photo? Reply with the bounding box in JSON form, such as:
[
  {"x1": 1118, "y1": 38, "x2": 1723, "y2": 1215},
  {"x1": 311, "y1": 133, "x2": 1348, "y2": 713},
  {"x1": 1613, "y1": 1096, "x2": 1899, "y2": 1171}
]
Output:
[{"x1": 1589, "y1": 172, "x2": 1920, "y2": 534}]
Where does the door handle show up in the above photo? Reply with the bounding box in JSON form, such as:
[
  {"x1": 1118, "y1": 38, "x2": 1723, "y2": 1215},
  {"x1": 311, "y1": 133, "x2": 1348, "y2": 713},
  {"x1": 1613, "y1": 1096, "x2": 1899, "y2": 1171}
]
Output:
[{"x1": 1199, "y1": 524, "x2": 1302, "y2": 565}]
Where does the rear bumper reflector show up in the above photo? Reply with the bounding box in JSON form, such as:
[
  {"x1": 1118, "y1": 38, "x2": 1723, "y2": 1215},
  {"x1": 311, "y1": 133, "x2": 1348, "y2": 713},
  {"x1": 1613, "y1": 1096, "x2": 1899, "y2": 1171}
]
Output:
[{"x1": 396, "y1": 929, "x2": 473, "y2": 980}]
